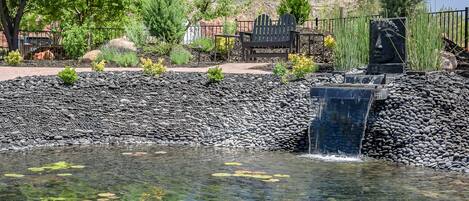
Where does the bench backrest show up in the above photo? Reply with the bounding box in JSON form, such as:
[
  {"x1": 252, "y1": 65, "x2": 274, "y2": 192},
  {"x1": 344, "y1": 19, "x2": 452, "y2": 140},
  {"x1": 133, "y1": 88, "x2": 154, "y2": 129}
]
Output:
[{"x1": 251, "y1": 14, "x2": 297, "y2": 42}]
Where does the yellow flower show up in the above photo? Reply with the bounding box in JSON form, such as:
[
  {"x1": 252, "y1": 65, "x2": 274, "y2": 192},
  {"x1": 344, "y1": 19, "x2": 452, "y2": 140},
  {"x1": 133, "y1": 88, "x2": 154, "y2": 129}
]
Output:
[{"x1": 324, "y1": 35, "x2": 336, "y2": 48}]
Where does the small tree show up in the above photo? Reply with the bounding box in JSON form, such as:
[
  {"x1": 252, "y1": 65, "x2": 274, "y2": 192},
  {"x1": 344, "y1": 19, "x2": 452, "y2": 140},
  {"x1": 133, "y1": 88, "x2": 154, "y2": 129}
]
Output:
[
  {"x1": 380, "y1": 0, "x2": 423, "y2": 17},
  {"x1": 142, "y1": 0, "x2": 186, "y2": 44},
  {"x1": 0, "y1": 0, "x2": 27, "y2": 51},
  {"x1": 277, "y1": 0, "x2": 311, "y2": 25}
]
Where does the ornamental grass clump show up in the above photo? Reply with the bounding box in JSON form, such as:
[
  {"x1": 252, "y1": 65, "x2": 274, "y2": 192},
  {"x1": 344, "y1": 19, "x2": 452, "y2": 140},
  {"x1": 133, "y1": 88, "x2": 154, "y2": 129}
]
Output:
[
  {"x1": 190, "y1": 38, "x2": 215, "y2": 53},
  {"x1": 288, "y1": 54, "x2": 317, "y2": 79},
  {"x1": 207, "y1": 66, "x2": 224, "y2": 83},
  {"x1": 4, "y1": 50, "x2": 23, "y2": 66},
  {"x1": 58, "y1": 67, "x2": 79, "y2": 85},
  {"x1": 91, "y1": 60, "x2": 106, "y2": 72},
  {"x1": 170, "y1": 46, "x2": 192, "y2": 65},
  {"x1": 141, "y1": 58, "x2": 167, "y2": 77}
]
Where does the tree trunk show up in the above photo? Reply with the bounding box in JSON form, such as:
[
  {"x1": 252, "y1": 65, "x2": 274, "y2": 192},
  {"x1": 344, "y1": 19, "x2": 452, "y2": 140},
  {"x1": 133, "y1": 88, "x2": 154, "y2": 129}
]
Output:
[{"x1": 0, "y1": 0, "x2": 27, "y2": 51}]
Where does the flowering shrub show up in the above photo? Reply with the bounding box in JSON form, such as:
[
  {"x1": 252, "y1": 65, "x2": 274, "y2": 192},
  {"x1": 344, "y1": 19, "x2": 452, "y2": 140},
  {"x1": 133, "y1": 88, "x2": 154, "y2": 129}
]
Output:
[
  {"x1": 215, "y1": 37, "x2": 235, "y2": 54},
  {"x1": 207, "y1": 66, "x2": 224, "y2": 83},
  {"x1": 141, "y1": 58, "x2": 167, "y2": 77},
  {"x1": 5, "y1": 50, "x2": 23, "y2": 66},
  {"x1": 324, "y1": 35, "x2": 336, "y2": 49},
  {"x1": 92, "y1": 60, "x2": 106, "y2": 72},
  {"x1": 288, "y1": 54, "x2": 317, "y2": 79},
  {"x1": 58, "y1": 67, "x2": 79, "y2": 85}
]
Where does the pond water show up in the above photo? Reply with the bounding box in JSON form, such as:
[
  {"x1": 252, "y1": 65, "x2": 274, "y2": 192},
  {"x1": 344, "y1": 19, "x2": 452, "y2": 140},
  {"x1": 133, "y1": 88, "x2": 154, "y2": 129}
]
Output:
[{"x1": 0, "y1": 145, "x2": 468, "y2": 201}]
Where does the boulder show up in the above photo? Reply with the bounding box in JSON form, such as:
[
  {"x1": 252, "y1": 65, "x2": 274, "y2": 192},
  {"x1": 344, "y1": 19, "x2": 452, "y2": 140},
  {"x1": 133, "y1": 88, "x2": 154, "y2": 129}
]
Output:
[
  {"x1": 82, "y1": 50, "x2": 102, "y2": 62},
  {"x1": 34, "y1": 50, "x2": 55, "y2": 60},
  {"x1": 107, "y1": 37, "x2": 137, "y2": 52},
  {"x1": 441, "y1": 51, "x2": 457, "y2": 71}
]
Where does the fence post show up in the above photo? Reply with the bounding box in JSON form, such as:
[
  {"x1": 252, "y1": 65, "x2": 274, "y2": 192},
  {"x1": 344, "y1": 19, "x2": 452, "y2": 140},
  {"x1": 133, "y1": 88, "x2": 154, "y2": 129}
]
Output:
[
  {"x1": 465, "y1": 7, "x2": 468, "y2": 50},
  {"x1": 315, "y1": 17, "x2": 319, "y2": 30}
]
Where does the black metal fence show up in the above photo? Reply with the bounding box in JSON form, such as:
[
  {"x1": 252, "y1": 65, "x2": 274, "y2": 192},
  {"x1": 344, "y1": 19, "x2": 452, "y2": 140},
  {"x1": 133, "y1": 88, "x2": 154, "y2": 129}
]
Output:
[{"x1": 186, "y1": 7, "x2": 469, "y2": 50}]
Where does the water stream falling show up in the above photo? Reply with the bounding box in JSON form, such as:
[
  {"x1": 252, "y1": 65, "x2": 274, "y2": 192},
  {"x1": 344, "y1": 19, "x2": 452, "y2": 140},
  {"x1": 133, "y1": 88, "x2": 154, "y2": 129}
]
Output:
[{"x1": 307, "y1": 75, "x2": 386, "y2": 157}]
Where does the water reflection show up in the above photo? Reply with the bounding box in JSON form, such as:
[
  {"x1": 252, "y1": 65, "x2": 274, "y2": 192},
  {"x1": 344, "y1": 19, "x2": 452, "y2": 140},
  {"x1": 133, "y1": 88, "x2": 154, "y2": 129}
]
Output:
[{"x1": 0, "y1": 145, "x2": 467, "y2": 200}]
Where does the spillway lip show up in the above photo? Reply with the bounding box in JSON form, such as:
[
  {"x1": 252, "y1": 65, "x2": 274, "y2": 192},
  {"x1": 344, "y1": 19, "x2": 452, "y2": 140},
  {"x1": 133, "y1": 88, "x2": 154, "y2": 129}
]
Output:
[{"x1": 299, "y1": 154, "x2": 363, "y2": 163}]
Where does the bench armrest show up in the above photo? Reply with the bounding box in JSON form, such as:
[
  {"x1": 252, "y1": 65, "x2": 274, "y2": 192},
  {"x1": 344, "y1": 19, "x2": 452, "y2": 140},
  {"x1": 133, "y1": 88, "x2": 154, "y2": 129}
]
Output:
[{"x1": 240, "y1": 32, "x2": 253, "y2": 42}]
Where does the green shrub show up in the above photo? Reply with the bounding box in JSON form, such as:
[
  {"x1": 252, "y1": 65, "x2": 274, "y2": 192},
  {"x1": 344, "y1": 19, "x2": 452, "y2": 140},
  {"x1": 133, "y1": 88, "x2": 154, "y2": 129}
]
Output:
[
  {"x1": 223, "y1": 20, "x2": 237, "y2": 35},
  {"x1": 273, "y1": 62, "x2": 288, "y2": 77},
  {"x1": 141, "y1": 58, "x2": 167, "y2": 77},
  {"x1": 58, "y1": 67, "x2": 79, "y2": 85},
  {"x1": 142, "y1": 0, "x2": 186, "y2": 43},
  {"x1": 170, "y1": 46, "x2": 192, "y2": 65},
  {"x1": 125, "y1": 20, "x2": 149, "y2": 48},
  {"x1": 277, "y1": 0, "x2": 311, "y2": 25},
  {"x1": 97, "y1": 48, "x2": 139, "y2": 67},
  {"x1": 215, "y1": 37, "x2": 235, "y2": 54},
  {"x1": 190, "y1": 38, "x2": 215, "y2": 53},
  {"x1": 207, "y1": 66, "x2": 224, "y2": 83},
  {"x1": 289, "y1": 54, "x2": 317, "y2": 79},
  {"x1": 91, "y1": 60, "x2": 106, "y2": 72},
  {"x1": 62, "y1": 25, "x2": 88, "y2": 59},
  {"x1": 143, "y1": 40, "x2": 173, "y2": 56},
  {"x1": 4, "y1": 50, "x2": 23, "y2": 66}
]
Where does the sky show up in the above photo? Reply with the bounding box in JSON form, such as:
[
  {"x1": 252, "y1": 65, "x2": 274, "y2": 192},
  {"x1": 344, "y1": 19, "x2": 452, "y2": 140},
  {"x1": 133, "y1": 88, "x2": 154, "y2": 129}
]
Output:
[{"x1": 428, "y1": 0, "x2": 468, "y2": 11}]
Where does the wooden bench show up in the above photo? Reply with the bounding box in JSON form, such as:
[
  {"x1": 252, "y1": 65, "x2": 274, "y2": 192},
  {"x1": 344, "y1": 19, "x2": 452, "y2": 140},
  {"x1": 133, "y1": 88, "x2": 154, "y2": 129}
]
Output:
[{"x1": 240, "y1": 14, "x2": 299, "y2": 61}]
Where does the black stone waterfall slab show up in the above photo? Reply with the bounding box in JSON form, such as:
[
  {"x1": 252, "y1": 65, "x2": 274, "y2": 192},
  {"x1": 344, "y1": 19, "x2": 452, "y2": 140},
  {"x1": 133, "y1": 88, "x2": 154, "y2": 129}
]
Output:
[{"x1": 309, "y1": 75, "x2": 388, "y2": 156}]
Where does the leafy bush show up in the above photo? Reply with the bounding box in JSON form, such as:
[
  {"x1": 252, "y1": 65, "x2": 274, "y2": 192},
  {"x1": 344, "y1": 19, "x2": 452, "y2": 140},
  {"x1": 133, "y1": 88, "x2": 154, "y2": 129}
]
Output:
[
  {"x1": 143, "y1": 40, "x2": 173, "y2": 56},
  {"x1": 215, "y1": 37, "x2": 235, "y2": 54},
  {"x1": 141, "y1": 58, "x2": 167, "y2": 77},
  {"x1": 170, "y1": 46, "x2": 192, "y2": 65},
  {"x1": 97, "y1": 47, "x2": 139, "y2": 67},
  {"x1": 5, "y1": 50, "x2": 23, "y2": 66},
  {"x1": 380, "y1": 0, "x2": 423, "y2": 17},
  {"x1": 207, "y1": 66, "x2": 224, "y2": 83},
  {"x1": 273, "y1": 62, "x2": 288, "y2": 77},
  {"x1": 92, "y1": 60, "x2": 106, "y2": 72},
  {"x1": 125, "y1": 20, "x2": 149, "y2": 48},
  {"x1": 142, "y1": 0, "x2": 186, "y2": 43},
  {"x1": 324, "y1": 35, "x2": 336, "y2": 49},
  {"x1": 190, "y1": 38, "x2": 215, "y2": 53},
  {"x1": 58, "y1": 67, "x2": 79, "y2": 85},
  {"x1": 289, "y1": 54, "x2": 317, "y2": 79},
  {"x1": 62, "y1": 25, "x2": 88, "y2": 59},
  {"x1": 277, "y1": 0, "x2": 311, "y2": 25},
  {"x1": 223, "y1": 20, "x2": 237, "y2": 35}
]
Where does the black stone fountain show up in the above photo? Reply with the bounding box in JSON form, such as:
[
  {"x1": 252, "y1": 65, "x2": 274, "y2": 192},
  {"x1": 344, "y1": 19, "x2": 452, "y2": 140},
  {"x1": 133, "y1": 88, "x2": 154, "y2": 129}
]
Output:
[{"x1": 308, "y1": 18, "x2": 406, "y2": 156}]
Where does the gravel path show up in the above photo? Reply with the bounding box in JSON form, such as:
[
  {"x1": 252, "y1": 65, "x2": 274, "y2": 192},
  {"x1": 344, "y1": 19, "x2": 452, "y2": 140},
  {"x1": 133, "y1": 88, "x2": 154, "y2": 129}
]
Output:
[{"x1": 0, "y1": 63, "x2": 270, "y2": 81}]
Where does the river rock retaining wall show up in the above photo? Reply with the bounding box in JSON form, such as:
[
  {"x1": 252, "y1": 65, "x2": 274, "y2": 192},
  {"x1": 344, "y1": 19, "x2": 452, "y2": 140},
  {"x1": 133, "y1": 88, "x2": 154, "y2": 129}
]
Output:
[
  {"x1": 363, "y1": 72, "x2": 469, "y2": 173},
  {"x1": 0, "y1": 72, "x2": 341, "y2": 151}
]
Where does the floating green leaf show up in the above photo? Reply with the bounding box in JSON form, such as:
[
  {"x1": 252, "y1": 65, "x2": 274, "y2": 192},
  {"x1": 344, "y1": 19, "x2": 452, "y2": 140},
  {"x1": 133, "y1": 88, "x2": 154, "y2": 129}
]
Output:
[
  {"x1": 224, "y1": 162, "x2": 242, "y2": 166},
  {"x1": 70, "y1": 165, "x2": 86, "y2": 169},
  {"x1": 4, "y1": 173, "x2": 25, "y2": 178},
  {"x1": 273, "y1": 174, "x2": 290, "y2": 178},
  {"x1": 98, "y1": 192, "x2": 116, "y2": 197},
  {"x1": 42, "y1": 161, "x2": 72, "y2": 170},
  {"x1": 28, "y1": 167, "x2": 45, "y2": 172},
  {"x1": 211, "y1": 173, "x2": 233, "y2": 177},
  {"x1": 250, "y1": 174, "x2": 273, "y2": 180},
  {"x1": 262, "y1": 178, "x2": 280, "y2": 183},
  {"x1": 57, "y1": 173, "x2": 73, "y2": 177}
]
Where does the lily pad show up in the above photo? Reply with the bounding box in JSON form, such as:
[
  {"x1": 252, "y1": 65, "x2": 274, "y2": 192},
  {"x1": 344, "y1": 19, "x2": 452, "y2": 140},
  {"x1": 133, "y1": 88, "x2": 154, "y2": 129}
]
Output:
[
  {"x1": 28, "y1": 167, "x2": 45, "y2": 172},
  {"x1": 57, "y1": 173, "x2": 73, "y2": 177},
  {"x1": 42, "y1": 161, "x2": 72, "y2": 170},
  {"x1": 211, "y1": 173, "x2": 233, "y2": 177},
  {"x1": 262, "y1": 178, "x2": 280, "y2": 183},
  {"x1": 4, "y1": 173, "x2": 25, "y2": 178},
  {"x1": 42, "y1": 197, "x2": 67, "y2": 201},
  {"x1": 98, "y1": 192, "x2": 116, "y2": 197},
  {"x1": 273, "y1": 174, "x2": 290, "y2": 178},
  {"x1": 70, "y1": 165, "x2": 86, "y2": 169},
  {"x1": 224, "y1": 162, "x2": 242, "y2": 166},
  {"x1": 250, "y1": 174, "x2": 273, "y2": 180}
]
